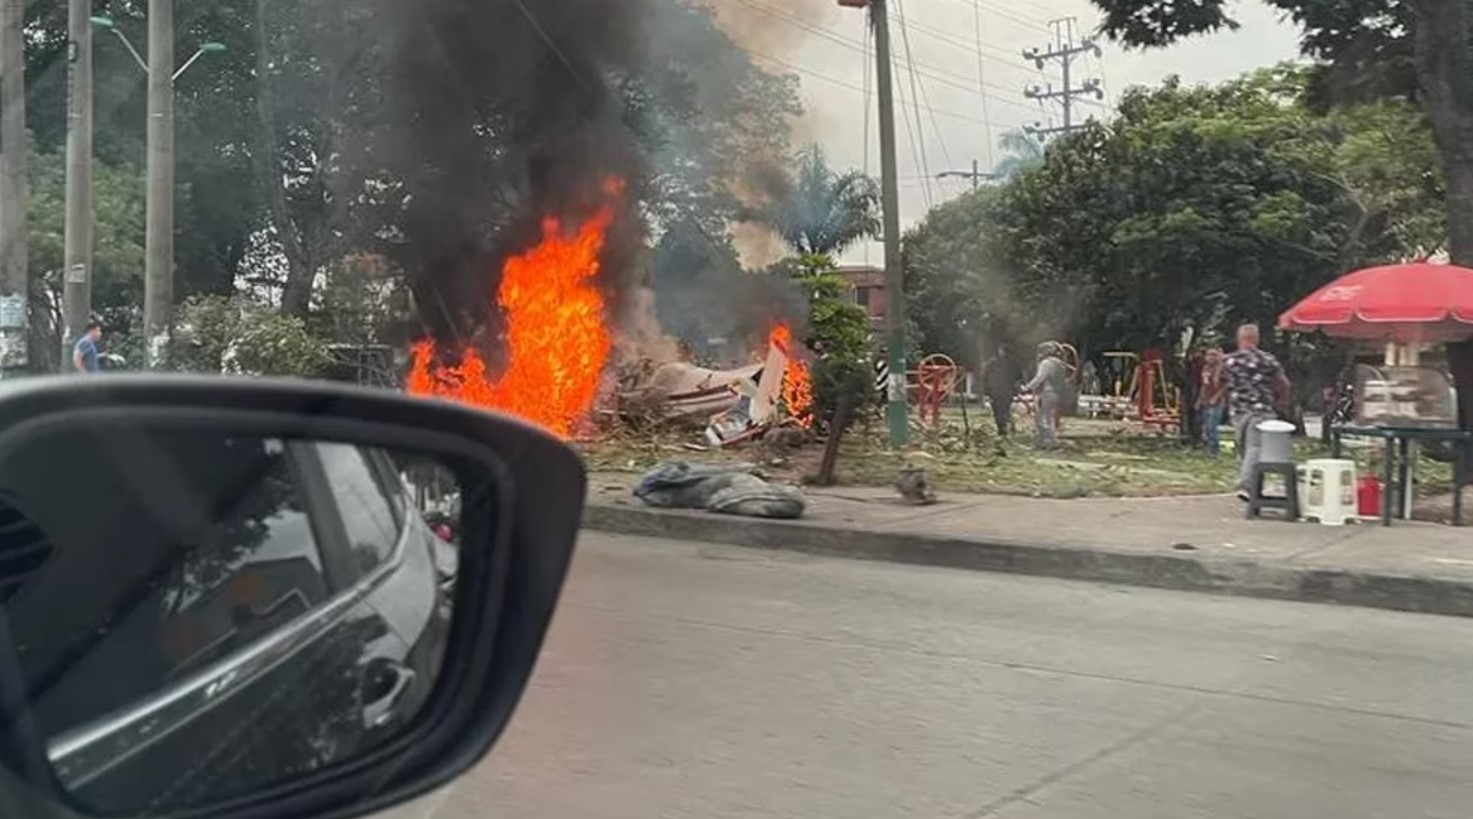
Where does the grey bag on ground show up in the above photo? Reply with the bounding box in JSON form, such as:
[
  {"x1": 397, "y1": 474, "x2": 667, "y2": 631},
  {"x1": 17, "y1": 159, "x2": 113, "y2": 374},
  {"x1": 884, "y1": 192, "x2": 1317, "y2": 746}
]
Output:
[{"x1": 634, "y1": 461, "x2": 806, "y2": 519}]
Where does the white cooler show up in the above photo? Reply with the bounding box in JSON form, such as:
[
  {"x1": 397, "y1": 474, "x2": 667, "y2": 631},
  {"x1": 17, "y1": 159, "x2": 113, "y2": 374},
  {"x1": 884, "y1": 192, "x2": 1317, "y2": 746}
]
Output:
[{"x1": 1297, "y1": 458, "x2": 1358, "y2": 526}]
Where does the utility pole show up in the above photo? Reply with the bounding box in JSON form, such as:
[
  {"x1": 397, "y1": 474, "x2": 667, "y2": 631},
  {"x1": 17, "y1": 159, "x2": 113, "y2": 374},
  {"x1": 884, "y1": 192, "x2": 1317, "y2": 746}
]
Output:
[
  {"x1": 143, "y1": 0, "x2": 174, "y2": 367},
  {"x1": 62, "y1": 0, "x2": 94, "y2": 366},
  {"x1": 1022, "y1": 17, "x2": 1103, "y2": 141},
  {"x1": 837, "y1": 0, "x2": 907, "y2": 445},
  {"x1": 0, "y1": 0, "x2": 28, "y2": 374},
  {"x1": 936, "y1": 159, "x2": 997, "y2": 191},
  {"x1": 871, "y1": 0, "x2": 908, "y2": 447}
]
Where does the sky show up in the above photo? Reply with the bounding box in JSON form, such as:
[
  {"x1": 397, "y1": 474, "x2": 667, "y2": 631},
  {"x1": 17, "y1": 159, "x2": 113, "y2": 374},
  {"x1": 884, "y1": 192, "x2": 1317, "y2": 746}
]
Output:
[{"x1": 708, "y1": 0, "x2": 1305, "y2": 266}]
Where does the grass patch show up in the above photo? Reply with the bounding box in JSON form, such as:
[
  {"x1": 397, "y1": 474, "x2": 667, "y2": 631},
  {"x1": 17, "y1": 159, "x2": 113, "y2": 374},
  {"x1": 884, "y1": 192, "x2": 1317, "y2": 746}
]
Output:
[{"x1": 578, "y1": 417, "x2": 1280, "y2": 498}]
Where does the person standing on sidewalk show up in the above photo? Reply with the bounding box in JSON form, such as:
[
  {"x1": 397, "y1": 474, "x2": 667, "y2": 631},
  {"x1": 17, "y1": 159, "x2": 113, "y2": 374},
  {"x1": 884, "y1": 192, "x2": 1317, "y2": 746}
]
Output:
[
  {"x1": 982, "y1": 346, "x2": 1019, "y2": 438},
  {"x1": 1221, "y1": 324, "x2": 1291, "y2": 500},
  {"x1": 1196, "y1": 347, "x2": 1227, "y2": 456},
  {"x1": 71, "y1": 320, "x2": 103, "y2": 374},
  {"x1": 1021, "y1": 342, "x2": 1069, "y2": 448}
]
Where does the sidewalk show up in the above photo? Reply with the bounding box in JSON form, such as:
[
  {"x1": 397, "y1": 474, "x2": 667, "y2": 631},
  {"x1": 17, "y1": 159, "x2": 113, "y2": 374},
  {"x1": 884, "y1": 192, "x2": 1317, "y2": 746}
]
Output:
[{"x1": 583, "y1": 473, "x2": 1473, "y2": 618}]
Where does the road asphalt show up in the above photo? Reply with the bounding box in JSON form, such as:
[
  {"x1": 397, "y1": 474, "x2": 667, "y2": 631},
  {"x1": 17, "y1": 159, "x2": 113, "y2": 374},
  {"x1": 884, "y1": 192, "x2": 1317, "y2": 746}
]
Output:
[{"x1": 382, "y1": 531, "x2": 1473, "y2": 819}]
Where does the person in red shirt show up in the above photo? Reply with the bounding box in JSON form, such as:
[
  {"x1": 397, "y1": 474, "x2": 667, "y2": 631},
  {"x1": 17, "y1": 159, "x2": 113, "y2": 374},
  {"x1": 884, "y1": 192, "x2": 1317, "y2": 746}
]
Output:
[{"x1": 1196, "y1": 347, "x2": 1227, "y2": 456}]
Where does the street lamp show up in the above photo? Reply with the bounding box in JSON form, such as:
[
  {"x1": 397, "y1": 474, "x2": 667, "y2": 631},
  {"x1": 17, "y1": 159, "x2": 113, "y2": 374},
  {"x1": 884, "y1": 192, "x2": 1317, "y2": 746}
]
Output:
[
  {"x1": 173, "y1": 41, "x2": 227, "y2": 82},
  {"x1": 90, "y1": 15, "x2": 226, "y2": 367},
  {"x1": 90, "y1": 16, "x2": 226, "y2": 81},
  {"x1": 89, "y1": 16, "x2": 145, "y2": 74}
]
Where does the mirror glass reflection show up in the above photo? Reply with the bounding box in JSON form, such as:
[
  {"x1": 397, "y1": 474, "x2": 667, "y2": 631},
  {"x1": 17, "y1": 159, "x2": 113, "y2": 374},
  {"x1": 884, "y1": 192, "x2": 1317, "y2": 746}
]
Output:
[{"x1": 0, "y1": 427, "x2": 464, "y2": 813}]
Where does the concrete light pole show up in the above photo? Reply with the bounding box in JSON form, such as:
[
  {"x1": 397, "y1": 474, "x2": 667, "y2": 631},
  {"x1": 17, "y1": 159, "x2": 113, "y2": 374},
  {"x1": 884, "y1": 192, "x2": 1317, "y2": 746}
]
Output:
[
  {"x1": 93, "y1": 13, "x2": 224, "y2": 367},
  {"x1": 839, "y1": 0, "x2": 908, "y2": 447},
  {"x1": 61, "y1": 0, "x2": 94, "y2": 367}
]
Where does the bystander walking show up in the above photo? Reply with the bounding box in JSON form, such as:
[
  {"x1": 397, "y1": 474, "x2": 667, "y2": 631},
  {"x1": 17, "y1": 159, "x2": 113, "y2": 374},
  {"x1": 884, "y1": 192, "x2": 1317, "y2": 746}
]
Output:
[
  {"x1": 1021, "y1": 342, "x2": 1069, "y2": 448},
  {"x1": 71, "y1": 321, "x2": 103, "y2": 374}
]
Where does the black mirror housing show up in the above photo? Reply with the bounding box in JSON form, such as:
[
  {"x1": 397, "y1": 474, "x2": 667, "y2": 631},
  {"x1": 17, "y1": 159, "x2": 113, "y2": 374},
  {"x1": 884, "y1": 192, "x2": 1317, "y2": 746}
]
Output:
[{"x1": 0, "y1": 375, "x2": 586, "y2": 819}]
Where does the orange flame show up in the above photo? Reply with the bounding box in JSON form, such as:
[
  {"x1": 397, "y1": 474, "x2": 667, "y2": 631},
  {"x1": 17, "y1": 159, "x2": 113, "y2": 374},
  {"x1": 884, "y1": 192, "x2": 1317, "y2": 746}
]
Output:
[
  {"x1": 407, "y1": 192, "x2": 618, "y2": 439},
  {"x1": 769, "y1": 323, "x2": 814, "y2": 428}
]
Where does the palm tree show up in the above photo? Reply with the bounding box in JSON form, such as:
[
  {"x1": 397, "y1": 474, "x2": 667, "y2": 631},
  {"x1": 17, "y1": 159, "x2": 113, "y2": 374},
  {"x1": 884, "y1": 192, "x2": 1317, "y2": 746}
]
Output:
[
  {"x1": 766, "y1": 145, "x2": 881, "y2": 257},
  {"x1": 991, "y1": 130, "x2": 1045, "y2": 180}
]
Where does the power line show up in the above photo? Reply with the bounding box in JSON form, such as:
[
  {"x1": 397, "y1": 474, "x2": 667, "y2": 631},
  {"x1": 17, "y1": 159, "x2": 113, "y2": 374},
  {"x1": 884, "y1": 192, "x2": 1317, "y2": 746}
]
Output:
[
  {"x1": 727, "y1": 0, "x2": 1038, "y2": 112},
  {"x1": 972, "y1": 0, "x2": 995, "y2": 168},
  {"x1": 891, "y1": 37, "x2": 932, "y2": 209},
  {"x1": 895, "y1": 0, "x2": 950, "y2": 172},
  {"x1": 744, "y1": 46, "x2": 1017, "y2": 128},
  {"x1": 891, "y1": 4, "x2": 1049, "y2": 67},
  {"x1": 947, "y1": 0, "x2": 1055, "y2": 35},
  {"x1": 729, "y1": 0, "x2": 1033, "y2": 76}
]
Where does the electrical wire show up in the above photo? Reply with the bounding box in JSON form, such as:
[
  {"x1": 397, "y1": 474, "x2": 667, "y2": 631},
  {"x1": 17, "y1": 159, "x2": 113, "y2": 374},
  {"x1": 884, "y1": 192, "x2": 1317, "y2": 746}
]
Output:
[
  {"x1": 934, "y1": 0, "x2": 1055, "y2": 35},
  {"x1": 744, "y1": 47, "x2": 1007, "y2": 128},
  {"x1": 890, "y1": 33, "x2": 933, "y2": 209},
  {"x1": 728, "y1": 0, "x2": 1032, "y2": 77},
  {"x1": 972, "y1": 0, "x2": 995, "y2": 168},
  {"x1": 726, "y1": 0, "x2": 1036, "y2": 114},
  {"x1": 894, "y1": 0, "x2": 951, "y2": 172}
]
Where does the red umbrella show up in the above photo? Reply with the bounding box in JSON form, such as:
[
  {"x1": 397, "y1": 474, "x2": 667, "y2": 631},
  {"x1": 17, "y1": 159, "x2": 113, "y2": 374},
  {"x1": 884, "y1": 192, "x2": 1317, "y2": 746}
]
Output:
[{"x1": 1278, "y1": 261, "x2": 1473, "y2": 343}]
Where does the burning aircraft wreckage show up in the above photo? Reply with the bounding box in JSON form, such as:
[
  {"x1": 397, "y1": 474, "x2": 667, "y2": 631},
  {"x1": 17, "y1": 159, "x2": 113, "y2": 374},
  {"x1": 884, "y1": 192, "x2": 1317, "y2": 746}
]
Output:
[{"x1": 404, "y1": 184, "x2": 811, "y2": 519}]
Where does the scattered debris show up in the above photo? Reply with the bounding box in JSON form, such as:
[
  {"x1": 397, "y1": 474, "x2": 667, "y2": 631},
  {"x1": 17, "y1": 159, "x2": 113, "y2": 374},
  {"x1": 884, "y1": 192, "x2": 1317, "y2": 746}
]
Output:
[
  {"x1": 705, "y1": 331, "x2": 791, "y2": 447},
  {"x1": 896, "y1": 467, "x2": 937, "y2": 505},
  {"x1": 614, "y1": 326, "x2": 811, "y2": 449},
  {"x1": 634, "y1": 461, "x2": 806, "y2": 519}
]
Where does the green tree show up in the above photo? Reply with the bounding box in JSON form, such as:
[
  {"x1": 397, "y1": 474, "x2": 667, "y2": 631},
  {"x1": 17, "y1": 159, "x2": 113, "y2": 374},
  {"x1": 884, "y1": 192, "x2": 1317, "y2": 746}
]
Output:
[
  {"x1": 763, "y1": 146, "x2": 880, "y2": 257},
  {"x1": 766, "y1": 253, "x2": 873, "y2": 427},
  {"x1": 992, "y1": 129, "x2": 1045, "y2": 180},
  {"x1": 1327, "y1": 97, "x2": 1445, "y2": 259},
  {"x1": 1086, "y1": 0, "x2": 1473, "y2": 266},
  {"x1": 21, "y1": 0, "x2": 803, "y2": 343},
  {"x1": 903, "y1": 186, "x2": 1021, "y2": 367},
  {"x1": 26, "y1": 150, "x2": 145, "y2": 369},
  {"x1": 633, "y1": 0, "x2": 803, "y2": 237},
  {"x1": 311, "y1": 253, "x2": 414, "y2": 347},
  {"x1": 904, "y1": 67, "x2": 1440, "y2": 359},
  {"x1": 652, "y1": 218, "x2": 807, "y2": 356},
  {"x1": 167, "y1": 294, "x2": 330, "y2": 376}
]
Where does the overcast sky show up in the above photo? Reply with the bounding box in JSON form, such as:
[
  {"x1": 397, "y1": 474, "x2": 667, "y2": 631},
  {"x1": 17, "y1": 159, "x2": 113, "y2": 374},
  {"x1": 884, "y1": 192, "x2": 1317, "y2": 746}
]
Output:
[{"x1": 709, "y1": 0, "x2": 1304, "y2": 265}]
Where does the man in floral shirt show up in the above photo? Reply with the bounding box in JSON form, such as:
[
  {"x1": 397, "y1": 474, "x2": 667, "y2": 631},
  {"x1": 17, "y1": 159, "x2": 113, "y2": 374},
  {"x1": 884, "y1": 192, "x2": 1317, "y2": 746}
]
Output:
[{"x1": 1221, "y1": 324, "x2": 1291, "y2": 499}]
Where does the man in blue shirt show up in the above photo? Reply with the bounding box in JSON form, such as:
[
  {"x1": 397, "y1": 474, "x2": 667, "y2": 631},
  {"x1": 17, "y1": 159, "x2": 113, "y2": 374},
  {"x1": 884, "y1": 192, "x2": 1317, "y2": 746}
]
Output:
[{"x1": 72, "y1": 320, "x2": 102, "y2": 373}]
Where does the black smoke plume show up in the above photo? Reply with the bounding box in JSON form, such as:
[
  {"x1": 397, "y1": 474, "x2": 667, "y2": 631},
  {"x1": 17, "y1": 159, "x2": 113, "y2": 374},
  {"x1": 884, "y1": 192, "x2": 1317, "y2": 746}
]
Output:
[{"x1": 382, "y1": 0, "x2": 653, "y2": 351}]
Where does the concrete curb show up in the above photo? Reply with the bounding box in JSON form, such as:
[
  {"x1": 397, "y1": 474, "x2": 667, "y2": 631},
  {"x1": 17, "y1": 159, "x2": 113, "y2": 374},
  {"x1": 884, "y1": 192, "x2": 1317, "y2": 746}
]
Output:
[{"x1": 583, "y1": 503, "x2": 1473, "y2": 619}]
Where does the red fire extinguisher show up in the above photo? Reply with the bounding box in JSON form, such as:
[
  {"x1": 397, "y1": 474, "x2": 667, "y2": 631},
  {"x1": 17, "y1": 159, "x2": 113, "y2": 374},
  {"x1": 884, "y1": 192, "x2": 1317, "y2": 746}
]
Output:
[{"x1": 1356, "y1": 475, "x2": 1382, "y2": 518}]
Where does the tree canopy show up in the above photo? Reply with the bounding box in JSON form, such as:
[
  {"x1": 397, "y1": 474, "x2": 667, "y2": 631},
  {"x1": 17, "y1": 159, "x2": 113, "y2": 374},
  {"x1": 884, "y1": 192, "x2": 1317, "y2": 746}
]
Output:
[
  {"x1": 762, "y1": 145, "x2": 881, "y2": 257},
  {"x1": 15, "y1": 0, "x2": 806, "y2": 367},
  {"x1": 903, "y1": 66, "x2": 1442, "y2": 361},
  {"x1": 1086, "y1": 0, "x2": 1473, "y2": 265}
]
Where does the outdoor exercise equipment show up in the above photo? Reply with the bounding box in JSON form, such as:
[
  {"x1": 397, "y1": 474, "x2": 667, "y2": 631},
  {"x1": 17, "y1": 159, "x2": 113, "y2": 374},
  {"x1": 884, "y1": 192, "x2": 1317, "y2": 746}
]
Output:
[
  {"x1": 1134, "y1": 349, "x2": 1181, "y2": 433},
  {"x1": 913, "y1": 353, "x2": 963, "y2": 426},
  {"x1": 1100, "y1": 349, "x2": 1180, "y2": 432}
]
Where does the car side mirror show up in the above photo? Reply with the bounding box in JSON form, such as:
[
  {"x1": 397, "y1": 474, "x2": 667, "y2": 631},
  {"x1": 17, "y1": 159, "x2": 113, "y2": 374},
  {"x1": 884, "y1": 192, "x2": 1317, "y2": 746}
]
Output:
[{"x1": 0, "y1": 375, "x2": 585, "y2": 819}]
